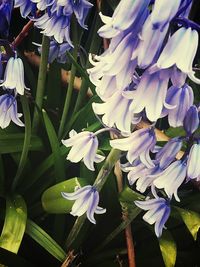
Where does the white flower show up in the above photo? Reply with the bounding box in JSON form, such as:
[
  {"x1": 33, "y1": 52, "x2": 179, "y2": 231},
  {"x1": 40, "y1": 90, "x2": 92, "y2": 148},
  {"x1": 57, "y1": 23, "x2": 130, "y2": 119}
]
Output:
[
  {"x1": 61, "y1": 185, "x2": 106, "y2": 224},
  {"x1": 187, "y1": 144, "x2": 200, "y2": 179},
  {"x1": 0, "y1": 57, "x2": 29, "y2": 95},
  {"x1": 62, "y1": 130, "x2": 105, "y2": 171}
]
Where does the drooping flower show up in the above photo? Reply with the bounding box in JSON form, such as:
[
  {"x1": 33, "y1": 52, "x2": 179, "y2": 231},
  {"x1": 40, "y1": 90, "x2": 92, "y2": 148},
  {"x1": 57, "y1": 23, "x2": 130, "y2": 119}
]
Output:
[
  {"x1": 151, "y1": 27, "x2": 200, "y2": 84},
  {"x1": 150, "y1": 0, "x2": 182, "y2": 30},
  {"x1": 62, "y1": 129, "x2": 105, "y2": 171},
  {"x1": 183, "y1": 105, "x2": 199, "y2": 135},
  {"x1": 135, "y1": 197, "x2": 171, "y2": 237},
  {"x1": 110, "y1": 127, "x2": 156, "y2": 167},
  {"x1": 0, "y1": 0, "x2": 13, "y2": 37},
  {"x1": 153, "y1": 160, "x2": 187, "y2": 201},
  {"x1": 127, "y1": 70, "x2": 172, "y2": 122},
  {"x1": 97, "y1": 0, "x2": 150, "y2": 38},
  {"x1": 155, "y1": 137, "x2": 183, "y2": 170},
  {"x1": 0, "y1": 94, "x2": 24, "y2": 129},
  {"x1": 162, "y1": 84, "x2": 194, "y2": 127},
  {"x1": 61, "y1": 185, "x2": 106, "y2": 224},
  {"x1": 187, "y1": 143, "x2": 200, "y2": 180},
  {"x1": 0, "y1": 56, "x2": 29, "y2": 95},
  {"x1": 14, "y1": 0, "x2": 36, "y2": 18}
]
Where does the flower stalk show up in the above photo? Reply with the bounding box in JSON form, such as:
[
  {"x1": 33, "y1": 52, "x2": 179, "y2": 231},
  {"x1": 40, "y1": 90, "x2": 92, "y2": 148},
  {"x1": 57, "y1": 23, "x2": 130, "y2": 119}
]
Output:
[{"x1": 32, "y1": 35, "x2": 50, "y2": 133}]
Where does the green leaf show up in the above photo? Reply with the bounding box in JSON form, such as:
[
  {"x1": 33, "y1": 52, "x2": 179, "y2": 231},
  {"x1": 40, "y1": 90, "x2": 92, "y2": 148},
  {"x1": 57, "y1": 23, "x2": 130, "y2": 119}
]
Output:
[
  {"x1": 41, "y1": 177, "x2": 88, "y2": 214},
  {"x1": 11, "y1": 96, "x2": 32, "y2": 191},
  {"x1": 164, "y1": 127, "x2": 186, "y2": 138},
  {"x1": 174, "y1": 206, "x2": 200, "y2": 240},
  {"x1": 25, "y1": 219, "x2": 66, "y2": 262},
  {"x1": 159, "y1": 230, "x2": 177, "y2": 267},
  {"x1": 119, "y1": 186, "x2": 145, "y2": 205},
  {"x1": 0, "y1": 195, "x2": 27, "y2": 254},
  {"x1": 0, "y1": 134, "x2": 43, "y2": 154},
  {"x1": 42, "y1": 109, "x2": 65, "y2": 182}
]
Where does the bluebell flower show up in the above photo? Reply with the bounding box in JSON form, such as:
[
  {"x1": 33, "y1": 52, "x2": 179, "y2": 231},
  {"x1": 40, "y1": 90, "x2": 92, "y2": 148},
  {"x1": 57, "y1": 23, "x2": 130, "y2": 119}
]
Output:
[
  {"x1": 0, "y1": 94, "x2": 24, "y2": 129},
  {"x1": 183, "y1": 105, "x2": 199, "y2": 135},
  {"x1": 136, "y1": 16, "x2": 169, "y2": 68},
  {"x1": 31, "y1": 0, "x2": 54, "y2": 11},
  {"x1": 153, "y1": 160, "x2": 187, "y2": 201},
  {"x1": 92, "y1": 90, "x2": 137, "y2": 133},
  {"x1": 98, "y1": 0, "x2": 150, "y2": 38},
  {"x1": 62, "y1": 129, "x2": 105, "y2": 171},
  {"x1": 162, "y1": 84, "x2": 194, "y2": 127},
  {"x1": 127, "y1": 70, "x2": 173, "y2": 122},
  {"x1": 61, "y1": 185, "x2": 106, "y2": 224},
  {"x1": 14, "y1": 0, "x2": 36, "y2": 18},
  {"x1": 122, "y1": 160, "x2": 160, "y2": 193},
  {"x1": 0, "y1": 0, "x2": 13, "y2": 37},
  {"x1": 187, "y1": 144, "x2": 200, "y2": 180},
  {"x1": 110, "y1": 127, "x2": 156, "y2": 167},
  {"x1": 135, "y1": 197, "x2": 171, "y2": 237},
  {"x1": 155, "y1": 137, "x2": 183, "y2": 170},
  {"x1": 0, "y1": 57, "x2": 29, "y2": 95},
  {"x1": 150, "y1": 0, "x2": 182, "y2": 30},
  {"x1": 152, "y1": 27, "x2": 200, "y2": 84}
]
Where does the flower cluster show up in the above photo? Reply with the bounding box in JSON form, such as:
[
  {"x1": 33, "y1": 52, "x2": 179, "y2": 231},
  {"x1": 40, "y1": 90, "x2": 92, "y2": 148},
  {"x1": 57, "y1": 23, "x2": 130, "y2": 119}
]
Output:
[{"x1": 61, "y1": 0, "x2": 200, "y2": 234}]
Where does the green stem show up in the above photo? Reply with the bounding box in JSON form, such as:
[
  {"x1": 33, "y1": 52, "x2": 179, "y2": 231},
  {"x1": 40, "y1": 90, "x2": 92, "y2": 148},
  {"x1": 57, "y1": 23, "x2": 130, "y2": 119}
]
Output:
[
  {"x1": 65, "y1": 148, "x2": 121, "y2": 249},
  {"x1": 12, "y1": 96, "x2": 32, "y2": 192},
  {"x1": 58, "y1": 25, "x2": 78, "y2": 140},
  {"x1": 32, "y1": 35, "x2": 50, "y2": 134}
]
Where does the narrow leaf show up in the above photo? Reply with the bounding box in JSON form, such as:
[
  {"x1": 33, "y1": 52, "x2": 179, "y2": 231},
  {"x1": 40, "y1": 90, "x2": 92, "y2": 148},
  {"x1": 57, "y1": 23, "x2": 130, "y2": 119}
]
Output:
[
  {"x1": 174, "y1": 206, "x2": 200, "y2": 240},
  {"x1": 42, "y1": 109, "x2": 65, "y2": 182},
  {"x1": 159, "y1": 230, "x2": 177, "y2": 267},
  {"x1": 0, "y1": 195, "x2": 27, "y2": 254},
  {"x1": 25, "y1": 219, "x2": 66, "y2": 262}
]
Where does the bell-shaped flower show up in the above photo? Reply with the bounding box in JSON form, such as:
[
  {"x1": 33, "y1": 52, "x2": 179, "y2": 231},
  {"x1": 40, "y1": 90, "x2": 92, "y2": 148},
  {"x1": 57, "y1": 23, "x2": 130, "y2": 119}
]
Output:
[
  {"x1": 153, "y1": 160, "x2": 187, "y2": 201},
  {"x1": 92, "y1": 90, "x2": 136, "y2": 133},
  {"x1": 162, "y1": 84, "x2": 194, "y2": 127},
  {"x1": 34, "y1": 12, "x2": 73, "y2": 45},
  {"x1": 0, "y1": 0, "x2": 13, "y2": 37},
  {"x1": 62, "y1": 130, "x2": 105, "y2": 171},
  {"x1": 110, "y1": 127, "x2": 156, "y2": 168},
  {"x1": 183, "y1": 105, "x2": 199, "y2": 135},
  {"x1": 98, "y1": 0, "x2": 150, "y2": 38},
  {"x1": 0, "y1": 57, "x2": 29, "y2": 95},
  {"x1": 150, "y1": 0, "x2": 181, "y2": 29},
  {"x1": 31, "y1": 0, "x2": 54, "y2": 11},
  {"x1": 0, "y1": 94, "x2": 24, "y2": 129},
  {"x1": 61, "y1": 185, "x2": 106, "y2": 224},
  {"x1": 135, "y1": 197, "x2": 171, "y2": 237},
  {"x1": 136, "y1": 16, "x2": 169, "y2": 68},
  {"x1": 187, "y1": 143, "x2": 200, "y2": 180},
  {"x1": 155, "y1": 27, "x2": 200, "y2": 84},
  {"x1": 14, "y1": 0, "x2": 36, "y2": 18},
  {"x1": 122, "y1": 160, "x2": 160, "y2": 193},
  {"x1": 155, "y1": 137, "x2": 183, "y2": 170},
  {"x1": 128, "y1": 70, "x2": 172, "y2": 122}
]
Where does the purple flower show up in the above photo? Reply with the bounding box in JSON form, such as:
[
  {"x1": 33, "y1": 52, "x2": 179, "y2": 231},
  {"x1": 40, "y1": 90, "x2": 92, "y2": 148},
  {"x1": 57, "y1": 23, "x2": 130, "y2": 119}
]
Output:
[
  {"x1": 135, "y1": 197, "x2": 171, "y2": 237},
  {"x1": 183, "y1": 105, "x2": 199, "y2": 135},
  {"x1": 62, "y1": 129, "x2": 105, "y2": 171},
  {"x1": 0, "y1": 94, "x2": 24, "y2": 129},
  {"x1": 128, "y1": 70, "x2": 173, "y2": 122},
  {"x1": 0, "y1": 0, "x2": 13, "y2": 37},
  {"x1": 98, "y1": 0, "x2": 150, "y2": 38},
  {"x1": 153, "y1": 160, "x2": 187, "y2": 201},
  {"x1": 162, "y1": 84, "x2": 194, "y2": 127},
  {"x1": 14, "y1": 0, "x2": 36, "y2": 18},
  {"x1": 154, "y1": 27, "x2": 200, "y2": 84},
  {"x1": 150, "y1": 0, "x2": 182, "y2": 30},
  {"x1": 155, "y1": 137, "x2": 183, "y2": 169},
  {"x1": 187, "y1": 144, "x2": 200, "y2": 180},
  {"x1": 61, "y1": 185, "x2": 106, "y2": 224},
  {"x1": 0, "y1": 57, "x2": 29, "y2": 95},
  {"x1": 110, "y1": 127, "x2": 156, "y2": 167}
]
